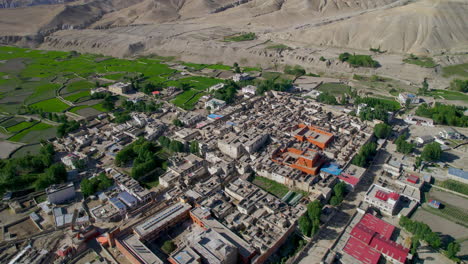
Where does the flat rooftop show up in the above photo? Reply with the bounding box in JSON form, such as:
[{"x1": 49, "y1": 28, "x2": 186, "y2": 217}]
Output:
[
  {"x1": 169, "y1": 246, "x2": 200, "y2": 264},
  {"x1": 119, "y1": 234, "x2": 163, "y2": 264},
  {"x1": 134, "y1": 203, "x2": 192, "y2": 238}
]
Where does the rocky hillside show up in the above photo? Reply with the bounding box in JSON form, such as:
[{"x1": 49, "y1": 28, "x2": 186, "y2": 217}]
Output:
[
  {"x1": 0, "y1": 0, "x2": 466, "y2": 55},
  {"x1": 0, "y1": 0, "x2": 76, "y2": 8}
]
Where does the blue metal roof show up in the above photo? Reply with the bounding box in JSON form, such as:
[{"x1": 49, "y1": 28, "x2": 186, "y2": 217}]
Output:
[
  {"x1": 448, "y1": 167, "x2": 468, "y2": 180},
  {"x1": 320, "y1": 163, "x2": 342, "y2": 176},
  {"x1": 110, "y1": 197, "x2": 126, "y2": 210},
  {"x1": 117, "y1": 191, "x2": 138, "y2": 207}
]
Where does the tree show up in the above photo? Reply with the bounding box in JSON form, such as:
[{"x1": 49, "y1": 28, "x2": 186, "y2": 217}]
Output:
[
  {"x1": 178, "y1": 83, "x2": 192, "y2": 91},
  {"x1": 449, "y1": 79, "x2": 468, "y2": 93},
  {"x1": 172, "y1": 119, "x2": 184, "y2": 127},
  {"x1": 319, "y1": 56, "x2": 326, "y2": 62},
  {"x1": 446, "y1": 242, "x2": 460, "y2": 260},
  {"x1": 421, "y1": 142, "x2": 441, "y2": 161},
  {"x1": 102, "y1": 97, "x2": 115, "y2": 111},
  {"x1": 373, "y1": 123, "x2": 391, "y2": 139},
  {"x1": 395, "y1": 135, "x2": 414, "y2": 154},
  {"x1": 317, "y1": 92, "x2": 338, "y2": 105},
  {"x1": 411, "y1": 236, "x2": 420, "y2": 255},
  {"x1": 161, "y1": 240, "x2": 176, "y2": 255},
  {"x1": 233, "y1": 62, "x2": 241, "y2": 73},
  {"x1": 405, "y1": 98, "x2": 411, "y2": 109},
  {"x1": 298, "y1": 215, "x2": 312, "y2": 237},
  {"x1": 419, "y1": 78, "x2": 429, "y2": 95},
  {"x1": 307, "y1": 200, "x2": 322, "y2": 221},
  {"x1": 190, "y1": 141, "x2": 200, "y2": 154},
  {"x1": 72, "y1": 159, "x2": 87, "y2": 171}
]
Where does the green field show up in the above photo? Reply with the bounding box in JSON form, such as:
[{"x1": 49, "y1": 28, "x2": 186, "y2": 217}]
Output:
[
  {"x1": 243, "y1": 66, "x2": 261, "y2": 72},
  {"x1": 170, "y1": 76, "x2": 221, "y2": 110},
  {"x1": 436, "y1": 179, "x2": 468, "y2": 196},
  {"x1": 69, "y1": 105, "x2": 90, "y2": 114},
  {"x1": 30, "y1": 98, "x2": 70, "y2": 112},
  {"x1": 442, "y1": 63, "x2": 468, "y2": 78},
  {"x1": 223, "y1": 33, "x2": 256, "y2": 42},
  {"x1": 0, "y1": 46, "x2": 177, "y2": 114},
  {"x1": 8, "y1": 122, "x2": 55, "y2": 143},
  {"x1": 427, "y1": 89, "x2": 468, "y2": 102},
  {"x1": 403, "y1": 56, "x2": 437, "y2": 68},
  {"x1": 252, "y1": 175, "x2": 290, "y2": 198},
  {"x1": 6, "y1": 121, "x2": 36, "y2": 132},
  {"x1": 103, "y1": 73, "x2": 126, "y2": 80},
  {"x1": 317, "y1": 83, "x2": 351, "y2": 96},
  {"x1": 64, "y1": 90, "x2": 91, "y2": 102},
  {"x1": 65, "y1": 80, "x2": 95, "y2": 93},
  {"x1": 91, "y1": 103, "x2": 107, "y2": 112},
  {"x1": 0, "y1": 117, "x2": 26, "y2": 128},
  {"x1": 266, "y1": 44, "x2": 291, "y2": 50}
]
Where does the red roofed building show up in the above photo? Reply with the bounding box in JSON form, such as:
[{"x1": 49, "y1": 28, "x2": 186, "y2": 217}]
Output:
[
  {"x1": 343, "y1": 213, "x2": 409, "y2": 264},
  {"x1": 370, "y1": 234, "x2": 409, "y2": 263},
  {"x1": 343, "y1": 237, "x2": 381, "y2": 264},
  {"x1": 292, "y1": 124, "x2": 334, "y2": 149},
  {"x1": 407, "y1": 175, "x2": 419, "y2": 184},
  {"x1": 151, "y1": 91, "x2": 160, "y2": 95},
  {"x1": 364, "y1": 184, "x2": 401, "y2": 215},
  {"x1": 359, "y1": 213, "x2": 395, "y2": 240},
  {"x1": 271, "y1": 147, "x2": 324, "y2": 175}
]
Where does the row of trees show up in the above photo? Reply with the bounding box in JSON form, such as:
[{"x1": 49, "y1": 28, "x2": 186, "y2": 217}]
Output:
[
  {"x1": 0, "y1": 143, "x2": 68, "y2": 192},
  {"x1": 330, "y1": 182, "x2": 346, "y2": 206},
  {"x1": 213, "y1": 81, "x2": 238, "y2": 104},
  {"x1": 80, "y1": 173, "x2": 114, "y2": 197},
  {"x1": 256, "y1": 79, "x2": 293, "y2": 95},
  {"x1": 284, "y1": 65, "x2": 306, "y2": 77},
  {"x1": 317, "y1": 92, "x2": 338, "y2": 105},
  {"x1": 352, "y1": 141, "x2": 377, "y2": 168},
  {"x1": 421, "y1": 142, "x2": 442, "y2": 161},
  {"x1": 416, "y1": 103, "x2": 468, "y2": 127},
  {"x1": 298, "y1": 200, "x2": 323, "y2": 237},
  {"x1": 399, "y1": 216, "x2": 441, "y2": 248},
  {"x1": 158, "y1": 136, "x2": 186, "y2": 153},
  {"x1": 57, "y1": 120, "x2": 80, "y2": 138},
  {"x1": 121, "y1": 100, "x2": 161, "y2": 113}
]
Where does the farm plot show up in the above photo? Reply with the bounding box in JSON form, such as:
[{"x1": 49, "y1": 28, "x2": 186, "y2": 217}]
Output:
[
  {"x1": 8, "y1": 122, "x2": 56, "y2": 143},
  {"x1": 6, "y1": 121, "x2": 36, "y2": 133},
  {"x1": 30, "y1": 98, "x2": 70, "y2": 112}
]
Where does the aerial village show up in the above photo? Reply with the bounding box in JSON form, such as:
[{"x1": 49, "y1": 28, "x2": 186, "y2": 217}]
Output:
[{"x1": 1, "y1": 64, "x2": 467, "y2": 264}]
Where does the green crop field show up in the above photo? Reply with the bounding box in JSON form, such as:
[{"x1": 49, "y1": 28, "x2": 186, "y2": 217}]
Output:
[
  {"x1": 30, "y1": 98, "x2": 70, "y2": 112},
  {"x1": 0, "y1": 117, "x2": 26, "y2": 128},
  {"x1": 427, "y1": 89, "x2": 468, "y2": 102},
  {"x1": 436, "y1": 179, "x2": 468, "y2": 196},
  {"x1": 243, "y1": 66, "x2": 261, "y2": 72},
  {"x1": 442, "y1": 63, "x2": 468, "y2": 78},
  {"x1": 64, "y1": 90, "x2": 91, "y2": 102},
  {"x1": 206, "y1": 64, "x2": 231, "y2": 70},
  {"x1": 6, "y1": 121, "x2": 36, "y2": 133},
  {"x1": 65, "y1": 80, "x2": 95, "y2": 93},
  {"x1": 317, "y1": 83, "x2": 351, "y2": 96},
  {"x1": 8, "y1": 122, "x2": 55, "y2": 143},
  {"x1": 91, "y1": 103, "x2": 107, "y2": 112},
  {"x1": 103, "y1": 73, "x2": 126, "y2": 80},
  {"x1": 403, "y1": 56, "x2": 437, "y2": 68},
  {"x1": 69, "y1": 105, "x2": 90, "y2": 114},
  {"x1": 252, "y1": 175, "x2": 289, "y2": 198}
]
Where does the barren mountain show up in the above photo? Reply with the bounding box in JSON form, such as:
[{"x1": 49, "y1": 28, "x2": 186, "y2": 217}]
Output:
[{"x1": 0, "y1": 0, "x2": 466, "y2": 81}]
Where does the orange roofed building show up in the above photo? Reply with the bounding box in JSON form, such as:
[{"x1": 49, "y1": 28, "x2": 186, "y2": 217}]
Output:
[
  {"x1": 272, "y1": 148, "x2": 324, "y2": 175},
  {"x1": 293, "y1": 124, "x2": 334, "y2": 149}
]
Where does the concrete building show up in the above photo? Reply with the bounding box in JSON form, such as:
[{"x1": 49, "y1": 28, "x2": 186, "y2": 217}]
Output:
[
  {"x1": 188, "y1": 228, "x2": 238, "y2": 264},
  {"x1": 205, "y1": 98, "x2": 227, "y2": 110},
  {"x1": 116, "y1": 234, "x2": 164, "y2": 264},
  {"x1": 232, "y1": 73, "x2": 251, "y2": 82},
  {"x1": 405, "y1": 115, "x2": 434, "y2": 127},
  {"x1": 242, "y1": 85, "x2": 257, "y2": 96},
  {"x1": 46, "y1": 183, "x2": 76, "y2": 204},
  {"x1": 364, "y1": 184, "x2": 400, "y2": 215},
  {"x1": 168, "y1": 246, "x2": 201, "y2": 264},
  {"x1": 108, "y1": 82, "x2": 132, "y2": 95},
  {"x1": 133, "y1": 203, "x2": 192, "y2": 241},
  {"x1": 398, "y1": 93, "x2": 419, "y2": 105}
]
